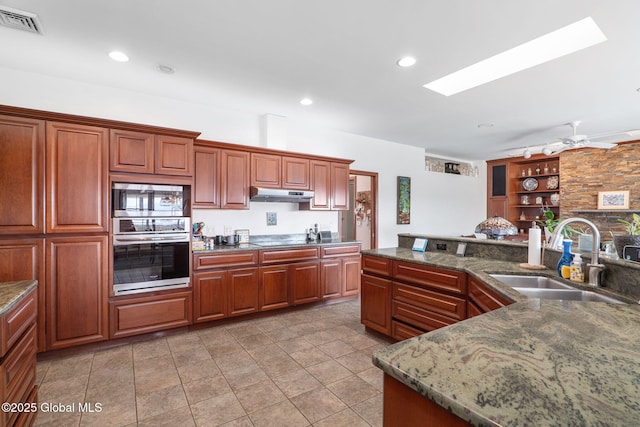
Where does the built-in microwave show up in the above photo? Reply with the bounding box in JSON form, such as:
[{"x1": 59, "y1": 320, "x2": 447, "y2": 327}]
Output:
[{"x1": 112, "y1": 183, "x2": 189, "y2": 217}]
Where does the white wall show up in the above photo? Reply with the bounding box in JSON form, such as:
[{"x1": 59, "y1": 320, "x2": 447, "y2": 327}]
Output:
[{"x1": 1, "y1": 66, "x2": 487, "y2": 247}]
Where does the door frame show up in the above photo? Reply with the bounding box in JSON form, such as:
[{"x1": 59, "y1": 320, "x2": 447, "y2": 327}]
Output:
[{"x1": 345, "y1": 169, "x2": 378, "y2": 249}]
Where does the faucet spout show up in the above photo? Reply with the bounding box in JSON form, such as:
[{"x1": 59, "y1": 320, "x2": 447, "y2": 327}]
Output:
[{"x1": 548, "y1": 217, "x2": 604, "y2": 286}]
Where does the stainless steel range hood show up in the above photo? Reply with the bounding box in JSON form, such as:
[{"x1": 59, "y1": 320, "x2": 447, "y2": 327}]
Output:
[{"x1": 250, "y1": 187, "x2": 314, "y2": 203}]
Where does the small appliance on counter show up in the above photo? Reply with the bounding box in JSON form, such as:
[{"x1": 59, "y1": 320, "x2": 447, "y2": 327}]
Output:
[{"x1": 318, "y1": 230, "x2": 332, "y2": 242}]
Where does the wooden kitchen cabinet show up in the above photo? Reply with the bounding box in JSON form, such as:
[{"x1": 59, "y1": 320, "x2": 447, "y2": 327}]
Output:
[
  {"x1": 46, "y1": 235, "x2": 108, "y2": 350},
  {"x1": 330, "y1": 162, "x2": 349, "y2": 210},
  {"x1": 193, "y1": 270, "x2": 228, "y2": 322},
  {"x1": 282, "y1": 156, "x2": 310, "y2": 189},
  {"x1": 0, "y1": 238, "x2": 45, "y2": 351},
  {"x1": 259, "y1": 264, "x2": 290, "y2": 311},
  {"x1": 361, "y1": 273, "x2": 392, "y2": 335},
  {"x1": 290, "y1": 261, "x2": 320, "y2": 305},
  {"x1": 110, "y1": 129, "x2": 193, "y2": 176},
  {"x1": 304, "y1": 160, "x2": 350, "y2": 210},
  {"x1": 220, "y1": 149, "x2": 250, "y2": 209},
  {"x1": 467, "y1": 275, "x2": 512, "y2": 317},
  {"x1": 46, "y1": 121, "x2": 109, "y2": 233},
  {"x1": 320, "y1": 244, "x2": 362, "y2": 299},
  {"x1": 320, "y1": 259, "x2": 341, "y2": 299},
  {"x1": 0, "y1": 115, "x2": 45, "y2": 235},
  {"x1": 193, "y1": 144, "x2": 221, "y2": 208},
  {"x1": 228, "y1": 267, "x2": 260, "y2": 316},
  {"x1": 109, "y1": 290, "x2": 192, "y2": 338},
  {"x1": 0, "y1": 286, "x2": 38, "y2": 427},
  {"x1": 251, "y1": 152, "x2": 281, "y2": 188}
]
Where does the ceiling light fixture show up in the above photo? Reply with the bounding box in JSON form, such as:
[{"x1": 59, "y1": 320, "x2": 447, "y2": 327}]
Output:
[
  {"x1": 108, "y1": 51, "x2": 129, "y2": 62},
  {"x1": 300, "y1": 98, "x2": 313, "y2": 106},
  {"x1": 396, "y1": 56, "x2": 416, "y2": 67},
  {"x1": 542, "y1": 145, "x2": 553, "y2": 156},
  {"x1": 477, "y1": 123, "x2": 494, "y2": 128},
  {"x1": 523, "y1": 148, "x2": 532, "y2": 159},
  {"x1": 424, "y1": 17, "x2": 607, "y2": 96},
  {"x1": 156, "y1": 64, "x2": 175, "y2": 74}
]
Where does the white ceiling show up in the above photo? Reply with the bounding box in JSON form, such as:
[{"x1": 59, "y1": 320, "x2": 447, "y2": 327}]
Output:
[{"x1": 1, "y1": 0, "x2": 639, "y2": 160}]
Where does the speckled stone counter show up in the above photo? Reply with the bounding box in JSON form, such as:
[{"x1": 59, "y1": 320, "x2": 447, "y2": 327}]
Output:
[
  {"x1": 194, "y1": 239, "x2": 360, "y2": 254},
  {"x1": 364, "y1": 245, "x2": 640, "y2": 426},
  {"x1": 0, "y1": 280, "x2": 38, "y2": 315},
  {"x1": 374, "y1": 300, "x2": 640, "y2": 426}
]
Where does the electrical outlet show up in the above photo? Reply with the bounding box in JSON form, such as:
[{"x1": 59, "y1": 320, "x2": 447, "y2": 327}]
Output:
[{"x1": 436, "y1": 243, "x2": 447, "y2": 251}]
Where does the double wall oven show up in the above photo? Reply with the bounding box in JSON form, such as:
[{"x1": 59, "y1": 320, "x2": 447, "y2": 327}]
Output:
[{"x1": 112, "y1": 183, "x2": 191, "y2": 296}]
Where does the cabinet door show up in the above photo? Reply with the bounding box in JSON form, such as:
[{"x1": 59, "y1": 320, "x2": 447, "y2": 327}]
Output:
[
  {"x1": 251, "y1": 153, "x2": 281, "y2": 188},
  {"x1": 220, "y1": 149, "x2": 250, "y2": 209},
  {"x1": 228, "y1": 267, "x2": 259, "y2": 316},
  {"x1": 155, "y1": 135, "x2": 193, "y2": 176},
  {"x1": 46, "y1": 235, "x2": 108, "y2": 350},
  {"x1": 321, "y1": 259, "x2": 341, "y2": 299},
  {"x1": 342, "y1": 256, "x2": 361, "y2": 296},
  {"x1": 109, "y1": 129, "x2": 154, "y2": 174},
  {"x1": 0, "y1": 115, "x2": 45, "y2": 235},
  {"x1": 361, "y1": 273, "x2": 391, "y2": 335},
  {"x1": 330, "y1": 162, "x2": 350, "y2": 210},
  {"x1": 259, "y1": 265, "x2": 289, "y2": 311},
  {"x1": 0, "y1": 238, "x2": 45, "y2": 352},
  {"x1": 193, "y1": 270, "x2": 228, "y2": 322},
  {"x1": 290, "y1": 261, "x2": 320, "y2": 305},
  {"x1": 282, "y1": 156, "x2": 310, "y2": 190},
  {"x1": 308, "y1": 160, "x2": 330, "y2": 209},
  {"x1": 193, "y1": 145, "x2": 220, "y2": 208},
  {"x1": 46, "y1": 122, "x2": 109, "y2": 233}
]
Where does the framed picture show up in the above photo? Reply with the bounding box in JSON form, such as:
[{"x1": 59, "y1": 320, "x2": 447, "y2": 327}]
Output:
[
  {"x1": 597, "y1": 190, "x2": 629, "y2": 210},
  {"x1": 397, "y1": 176, "x2": 411, "y2": 224}
]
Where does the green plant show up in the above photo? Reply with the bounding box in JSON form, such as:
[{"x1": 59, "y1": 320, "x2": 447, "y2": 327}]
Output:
[
  {"x1": 618, "y1": 213, "x2": 640, "y2": 235},
  {"x1": 535, "y1": 209, "x2": 576, "y2": 238}
]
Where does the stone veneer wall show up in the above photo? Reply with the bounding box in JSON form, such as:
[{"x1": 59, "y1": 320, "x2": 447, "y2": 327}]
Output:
[{"x1": 560, "y1": 140, "x2": 640, "y2": 236}]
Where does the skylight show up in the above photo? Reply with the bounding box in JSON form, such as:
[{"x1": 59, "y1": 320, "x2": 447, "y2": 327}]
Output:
[{"x1": 423, "y1": 17, "x2": 607, "y2": 96}]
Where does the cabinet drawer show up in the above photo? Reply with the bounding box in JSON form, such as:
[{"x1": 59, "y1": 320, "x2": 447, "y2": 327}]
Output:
[
  {"x1": 362, "y1": 255, "x2": 392, "y2": 276},
  {"x1": 392, "y1": 300, "x2": 459, "y2": 332},
  {"x1": 321, "y1": 244, "x2": 361, "y2": 258},
  {"x1": 1, "y1": 289, "x2": 37, "y2": 357},
  {"x1": 468, "y1": 276, "x2": 512, "y2": 313},
  {"x1": 393, "y1": 282, "x2": 466, "y2": 321},
  {"x1": 392, "y1": 320, "x2": 425, "y2": 341},
  {"x1": 393, "y1": 261, "x2": 466, "y2": 294},
  {"x1": 194, "y1": 251, "x2": 258, "y2": 270},
  {"x1": 259, "y1": 247, "x2": 319, "y2": 264},
  {"x1": 1, "y1": 324, "x2": 36, "y2": 419},
  {"x1": 110, "y1": 291, "x2": 192, "y2": 338}
]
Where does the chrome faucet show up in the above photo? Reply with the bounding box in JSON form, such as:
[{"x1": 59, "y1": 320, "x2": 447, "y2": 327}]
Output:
[{"x1": 548, "y1": 218, "x2": 605, "y2": 287}]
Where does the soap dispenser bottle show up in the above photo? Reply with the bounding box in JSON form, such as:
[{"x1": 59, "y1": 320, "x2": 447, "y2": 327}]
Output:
[
  {"x1": 570, "y1": 253, "x2": 584, "y2": 283},
  {"x1": 557, "y1": 239, "x2": 574, "y2": 279}
]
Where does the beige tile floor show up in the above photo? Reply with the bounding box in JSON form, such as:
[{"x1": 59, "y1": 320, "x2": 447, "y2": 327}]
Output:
[{"x1": 34, "y1": 299, "x2": 387, "y2": 426}]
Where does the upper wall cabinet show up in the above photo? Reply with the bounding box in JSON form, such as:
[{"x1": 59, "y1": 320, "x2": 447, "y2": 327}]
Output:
[
  {"x1": 251, "y1": 153, "x2": 311, "y2": 190},
  {"x1": 0, "y1": 115, "x2": 45, "y2": 235},
  {"x1": 193, "y1": 143, "x2": 249, "y2": 210},
  {"x1": 193, "y1": 144, "x2": 221, "y2": 208},
  {"x1": 46, "y1": 121, "x2": 109, "y2": 233},
  {"x1": 110, "y1": 129, "x2": 193, "y2": 176},
  {"x1": 221, "y1": 149, "x2": 250, "y2": 209},
  {"x1": 303, "y1": 160, "x2": 350, "y2": 210}
]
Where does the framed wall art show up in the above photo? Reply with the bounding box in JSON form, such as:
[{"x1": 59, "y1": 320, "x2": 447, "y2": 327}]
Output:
[
  {"x1": 597, "y1": 190, "x2": 629, "y2": 210},
  {"x1": 397, "y1": 176, "x2": 411, "y2": 224}
]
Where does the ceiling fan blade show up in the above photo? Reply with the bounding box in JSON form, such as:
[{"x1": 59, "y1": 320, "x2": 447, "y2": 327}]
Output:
[
  {"x1": 585, "y1": 141, "x2": 617, "y2": 149},
  {"x1": 588, "y1": 129, "x2": 640, "y2": 143}
]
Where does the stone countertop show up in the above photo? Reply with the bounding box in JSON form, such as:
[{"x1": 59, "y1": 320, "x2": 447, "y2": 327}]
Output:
[
  {"x1": 364, "y1": 247, "x2": 640, "y2": 426},
  {"x1": 373, "y1": 300, "x2": 640, "y2": 426},
  {"x1": 0, "y1": 280, "x2": 37, "y2": 316},
  {"x1": 194, "y1": 240, "x2": 361, "y2": 254}
]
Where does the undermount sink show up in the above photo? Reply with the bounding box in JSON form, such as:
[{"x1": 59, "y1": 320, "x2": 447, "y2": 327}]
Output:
[
  {"x1": 489, "y1": 274, "x2": 573, "y2": 289},
  {"x1": 514, "y1": 288, "x2": 625, "y2": 304},
  {"x1": 490, "y1": 274, "x2": 625, "y2": 304}
]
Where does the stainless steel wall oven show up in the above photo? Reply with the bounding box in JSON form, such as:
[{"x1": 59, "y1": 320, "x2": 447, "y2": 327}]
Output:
[{"x1": 111, "y1": 182, "x2": 191, "y2": 296}]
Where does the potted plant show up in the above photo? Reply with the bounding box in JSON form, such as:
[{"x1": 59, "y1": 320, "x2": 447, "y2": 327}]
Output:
[
  {"x1": 536, "y1": 209, "x2": 575, "y2": 245},
  {"x1": 614, "y1": 213, "x2": 640, "y2": 259}
]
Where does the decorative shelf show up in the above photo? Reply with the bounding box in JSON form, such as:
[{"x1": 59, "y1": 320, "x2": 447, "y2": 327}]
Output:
[{"x1": 569, "y1": 209, "x2": 640, "y2": 214}]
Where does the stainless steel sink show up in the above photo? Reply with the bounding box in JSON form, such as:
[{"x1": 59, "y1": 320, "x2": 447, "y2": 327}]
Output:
[
  {"x1": 514, "y1": 288, "x2": 625, "y2": 304},
  {"x1": 489, "y1": 274, "x2": 574, "y2": 289}
]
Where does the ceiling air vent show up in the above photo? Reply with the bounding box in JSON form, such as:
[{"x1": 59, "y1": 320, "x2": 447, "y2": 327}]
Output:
[{"x1": 0, "y1": 5, "x2": 43, "y2": 34}]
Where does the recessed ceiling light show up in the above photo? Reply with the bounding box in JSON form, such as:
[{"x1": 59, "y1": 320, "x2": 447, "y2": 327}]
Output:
[
  {"x1": 108, "y1": 51, "x2": 129, "y2": 62},
  {"x1": 300, "y1": 98, "x2": 313, "y2": 106},
  {"x1": 156, "y1": 64, "x2": 176, "y2": 74},
  {"x1": 424, "y1": 17, "x2": 607, "y2": 96},
  {"x1": 477, "y1": 123, "x2": 494, "y2": 128},
  {"x1": 396, "y1": 56, "x2": 416, "y2": 67}
]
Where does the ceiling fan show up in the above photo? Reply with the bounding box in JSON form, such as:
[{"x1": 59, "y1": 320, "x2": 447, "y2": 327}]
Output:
[{"x1": 514, "y1": 121, "x2": 640, "y2": 158}]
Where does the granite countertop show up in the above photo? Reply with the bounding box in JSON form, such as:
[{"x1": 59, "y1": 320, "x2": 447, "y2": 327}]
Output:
[
  {"x1": 365, "y1": 247, "x2": 640, "y2": 426},
  {"x1": 0, "y1": 280, "x2": 38, "y2": 316},
  {"x1": 194, "y1": 239, "x2": 361, "y2": 254},
  {"x1": 374, "y1": 300, "x2": 640, "y2": 426}
]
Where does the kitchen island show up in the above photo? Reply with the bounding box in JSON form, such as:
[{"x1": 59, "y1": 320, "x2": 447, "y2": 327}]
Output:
[{"x1": 363, "y1": 244, "x2": 640, "y2": 426}]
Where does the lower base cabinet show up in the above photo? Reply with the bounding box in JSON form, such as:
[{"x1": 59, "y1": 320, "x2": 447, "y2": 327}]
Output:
[
  {"x1": 291, "y1": 261, "x2": 320, "y2": 305},
  {"x1": 109, "y1": 291, "x2": 192, "y2": 339},
  {"x1": 361, "y1": 273, "x2": 391, "y2": 335},
  {"x1": 228, "y1": 268, "x2": 260, "y2": 316}
]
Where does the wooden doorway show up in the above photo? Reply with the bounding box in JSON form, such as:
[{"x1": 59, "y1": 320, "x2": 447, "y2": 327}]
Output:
[{"x1": 340, "y1": 170, "x2": 378, "y2": 250}]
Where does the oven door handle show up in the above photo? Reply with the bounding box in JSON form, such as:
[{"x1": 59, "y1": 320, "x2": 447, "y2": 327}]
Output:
[{"x1": 113, "y1": 235, "x2": 189, "y2": 244}]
